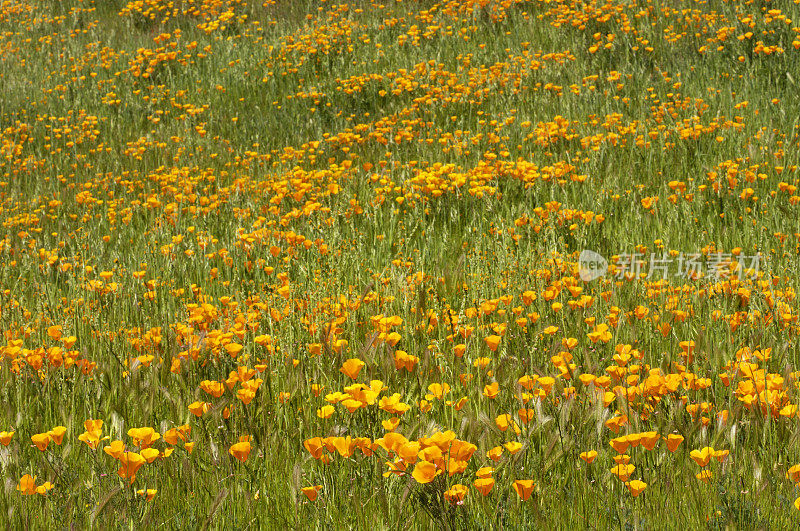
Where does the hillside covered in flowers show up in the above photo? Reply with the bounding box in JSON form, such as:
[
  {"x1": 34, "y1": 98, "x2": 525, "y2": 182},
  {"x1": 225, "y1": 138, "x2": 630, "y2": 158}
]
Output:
[{"x1": 2, "y1": 0, "x2": 800, "y2": 527}]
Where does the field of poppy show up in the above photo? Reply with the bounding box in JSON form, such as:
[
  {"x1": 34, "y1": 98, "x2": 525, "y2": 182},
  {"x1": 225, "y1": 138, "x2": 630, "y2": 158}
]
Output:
[{"x1": 1, "y1": 0, "x2": 800, "y2": 527}]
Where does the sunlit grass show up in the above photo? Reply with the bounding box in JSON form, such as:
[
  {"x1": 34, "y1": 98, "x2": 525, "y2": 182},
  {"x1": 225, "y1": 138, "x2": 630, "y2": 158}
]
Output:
[{"x1": 1, "y1": 0, "x2": 800, "y2": 527}]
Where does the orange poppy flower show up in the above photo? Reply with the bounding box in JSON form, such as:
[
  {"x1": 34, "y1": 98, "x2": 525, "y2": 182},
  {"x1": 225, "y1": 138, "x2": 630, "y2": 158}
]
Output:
[
  {"x1": 580, "y1": 450, "x2": 598, "y2": 464},
  {"x1": 117, "y1": 452, "x2": 146, "y2": 482},
  {"x1": 17, "y1": 474, "x2": 37, "y2": 495},
  {"x1": 487, "y1": 446, "x2": 503, "y2": 462},
  {"x1": 301, "y1": 485, "x2": 322, "y2": 501},
  {"x1": 473, "y1": 477, "x2": 495, "y2": 496},
  {"x1": 665, "y1": 434, "x2": 684, "y2": 453},
  {"x1": 136, "y1": 489, "x2": 157, "y2": 501},
  {"x1": 47, "y1": 427, "x2": 66, "y2": 445},
  {"x1": 141, "y1": 448, "x2": 160, "y2": 463},
  {"x1": 0, "y1": 431, "x2": 14, "y2": 446},
  {"x1": 104, "y1": 440, "x2": 126, "y2": 460},
  {"x1": 627, "y1": 479, "x2": 647, "y2": 497},
  {"x1": 484, "y1": 335, "x2": 501, "y2": 352},
  {"x1": 690, "y1": 447, "x2": 714, "y2": 467},
  {"x1": 411, "y1": 461, "x2": 438, "y2": 484},
  {"x1": 230, "y1": 440, "x2": 252, "y2": 462},
  {"x1": 483, "y1": 382, "x2": 500, "y2": 399},
  {"x1": 513, "y1": 480, "x2": 535, "y2": 501},
  {"x1": 31, "y1": 433, "x2": 51, "y2": 451},
  {"x1": 340, "y1": 358, "x2": 365, "y2": 380},
  {"x1": 128, "y1": 427, "x2": 160, "y2": 448},
  {"x1": 444, "y1": 484, "x2": 468, "y2": 504}
]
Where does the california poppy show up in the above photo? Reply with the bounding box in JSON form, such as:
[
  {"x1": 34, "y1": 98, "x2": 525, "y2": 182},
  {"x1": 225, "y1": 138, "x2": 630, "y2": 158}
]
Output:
[
  {"x1": 627, "y1": 479, "x2": 647, "y2": 497},
  {"x1": 484, "y1": 335, "x2": 501, "y2": 352},
  {"x1": 17, "y1": 475, "x2": 37, "y2": 495},
  {"x1": 136, "y1": 489, "x2": 157, "y2": 501},
  {"x1": 0, "y1": 431, "x2": 14, "y2": 446},
  {"x1": 411, "y1": 461, "x2": 438, "y2": 484},
  {"x1": 513, "y1": 480, "x2": 535, "y2": 500},
  {"x1": 47, "y1": 426, "x2": 66, "y2": 445},
  {"x1": 340, "y1": 358, "x2": 365, "y2": 380},
  {"x1": 665, "y1": 434, "x2": 684, "y2": 453},
  {"x1": 117, "y1": 452, "x2": 146, "y2": 482},
  {"x1": 473, "y1": 477, "x2": 495, "y2": 495},
  {"x1": 444, "y1": 484, "x2": 468, "y2": 504},
  {"x1": 580, "y1": 450, "x2": 598, "y2": 464},
  {"x1": 301, "y1": 485, "x2": 322, "y2": 501},
  {"x1": 230, "y1": 440, "x2": 252, "y2": 462},
  {"x1": 31, "y1": 433, "x2": 51, "y2": 451}
]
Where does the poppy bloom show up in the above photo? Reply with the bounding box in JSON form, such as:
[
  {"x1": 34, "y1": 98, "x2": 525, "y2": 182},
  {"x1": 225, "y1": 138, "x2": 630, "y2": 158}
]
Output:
[
  {"x1": 487, "y1": 446, "x2": 503, "y2": 462},
  {"x1": 47, "y1": 427, "x2": 66, "y2": 445},
  {"x1": 580, "y1": 450, "x2": 598, "y2": 464},
  {"x1": 665, "y1": 434, "x2": 684, "y2": 453},
  {"x1": 713, "y1": 449, "x2": 729, "y2": 463},
  {"x1": 200, "y1": 380, "x2": 225, "y2": 398},
  {"x1": 317, "y1": 405, "x2": 335, "y2": 419},
  {"x1": 495, "y1": 414, "x2": 512, "y2": 431},
  {"x1": 383, "y1": 459, "x2": 407, "y2": 477},
  {"x1": 79, "y1": 419, "x2": 104, "y2": 449},
  {"x1": 302, "y1": 485, "x2": 322, "y2": 501},
  {"x1": 626, "y1": 433, "x2": 642, "y2": 448},
  {"x1": 696, "y1": 470, "x2": 713, "y2": 482},
  {"x1": 0, "y1": 431, "x2": 14, "y2": 446},
  {"x1": 484, "y1": 335, "x2": 501, "y2": 352},
  {"x1": 17, "y1": 475, "x2": 37, "y2": 495},
  {"x1": 445, "y1": 458, "x2": 468, "y2": 476},
  {"x1": 612, "y1": 454, "x2": 631, "y2": 465},
  {"x1": 627, "y1": 479, "x2": 647, "y2": 497},
  {"x1": 117, "y1": 452, "x2": 146, "y2": 482},
  {"x1": 104, "y1": 440, "x2": 125, "y2": 460},
  {"x1": 224, "y1": 343, "x2": 243, "y2": 357},
  {"x1": 382, "y1": 417, "x2": 400, "y2": 431},
  {"x1": 504, "y1": 441, "x2": 523, "y2": 454},
  {"x1": 444, "y1": 484, "x2": 468, "y2": 504},
  {"x1": 237, "y1": 388, "x2": 256, "y2": 405},
  {"x1": 331, "y1": 436, "x2": 356, "y2": 458},
  {"x1": 141, "y1": 448, "x2": 160, "y2": 463},
  {"x1": 411, "y1": 461, "x2": 438, "y2": 484},
  {"x1": 610, "y1": 464, "x2": 635, "y2": 482},
  {"x1": 483, "y1": 382, "x2": 500, "y2": 399},
  {"x1": 690, "y1": 447, "x2": 714, "y2": 467},
  {"x1": 340, "y1": 358, "x2": 365, "y2": 380},
  {"x1": 304, "y1": 437, "x2": 325, "y2": 459},
  {"x1": 47, "y1": 326, "x2": 63, "y2": 341},
  {"x1": 513, "y1": 480, "x2": 535, "y2": 500},
  {"x1": 609, "y1": 437, "x2": 629, "y2": 454},
  {"x1": 640, "y1": 431, "x2": 659, "y2": 451},
  {"x1": 31, "y1": 433, "x2": 51, "y2": 451},
  {"x1": 136, "y1": 489, "x2": 157, "y2": 501},
  {"x1": 425, "y1": 383, "x2": 450, "y2": 400},
  {"x1": 473, "y1": 477, "x2": 494, "y2": 495},
  {"x1": 397, "y1": 441, "x2": 420, "y2": 464},
  {"x1": 128, "y1": 427, "x2": 160, "y2": 448},
  {"x1": 189, "y1": 401, "x2": 211, "y2": 417},
  {"x1": 36, "y1": 481, "x2": 54, "y2": 495},
  {"x1": 476, "y1": 467, "x2": 494, "y2": 478},
  {"x1": 787, "y1": 464, "x2": 800, "y2": 483},
  {"x1": 230, "y1": 440, "x2": 252, "y2": 462}
]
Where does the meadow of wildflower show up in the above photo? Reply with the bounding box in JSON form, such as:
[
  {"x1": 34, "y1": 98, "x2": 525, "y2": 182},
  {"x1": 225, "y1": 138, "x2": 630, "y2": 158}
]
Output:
[{"x1": 1, "y1": 0, "x2": 800, "y2": 527}]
